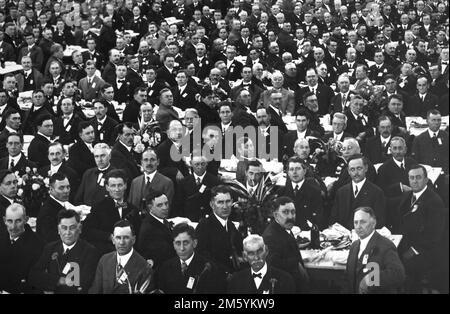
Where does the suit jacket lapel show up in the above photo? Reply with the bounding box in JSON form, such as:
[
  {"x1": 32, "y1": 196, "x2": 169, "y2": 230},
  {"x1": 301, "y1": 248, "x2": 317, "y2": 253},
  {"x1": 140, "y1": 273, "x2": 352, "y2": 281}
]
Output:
[{"x1": 356, "y1": 232, "x2": 379, "y2": 275}]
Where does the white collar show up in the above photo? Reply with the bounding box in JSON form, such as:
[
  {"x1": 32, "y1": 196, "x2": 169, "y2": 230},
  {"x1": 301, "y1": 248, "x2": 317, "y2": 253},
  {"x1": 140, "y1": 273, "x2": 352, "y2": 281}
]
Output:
[
  {"x1": 144, "y1": 170, "x2": 157, "y2": 182},
  {"x1": 428, "y1": 129, "x2": 439, "y2": 138},
  {"x1": 269, "y1": 104, "x2": 281, "y2": 115},
  {"x1": 246, "y1": 182, "x2": 259, "y2": 192},
  {"x1": 117, "y1": 248, "x2": 134, "y2": 267},
  {"x1": 194, "y1": 172, "x2": 206, "y2": 183},
  {"x1": 150, "y1": 213, "x2": 164, "y2": 225},
  {"x1": 3, "y1": 195, "x2": 14, "y2": 204},
  {"x1": 392, "y1": 157, "x2": 405, "y2": 168},
  {"x1": 37, "y1": 132, "x2": 52, "y2": 142},
  {"x1": 352, "y1": 178, "x2": 366, "y2": 194},
  {"x1": 309, "y1": 84, "x2": 318, "y2": 91},
  {"x1": 178, "y1": 84, "x2": 187, "y2": 92},
  {"x1": 291, "y1": 179, "x2": 305, "y2": 191},
  {"x1": 227, "y1": 59, "x2": 235, "y2": 67},
  {"x1": 50, "y1": 195, "x2": 66, "y2": 207},
  {"x1": 413, "y1": 186, "x2": 427, "y2": 201},
  {"x1": 380, "y1": 135, "x2": 391, "y2": 144},
  {"x1": 63, "y1": 241, "x2": 77, "y2": 252},
  {"x1": 120, "y1": 140, "x2": 132, "y2": 152},
  {"x1": 5, "y1": 126, "x2": 17, "y2": 133},
  {"x1": 297, "y1": 129, "x2": 307, "y2": 138},
  {"x1": 148, "y1": 80, "x2": 155, "y2": 87},
  {"x1": 84, "y1": 141, "x2": 93, "y2": 150},
  {"x1": 24, "y1": 69, "x2": 32, "y2": 75},
  {"x1": 213, "y1": 212, "x2": 228, "y2": 228},
  {"x1": 221, "y1": 122, "x2": 232, "y2": 130},
  {"x1": 165, "y1": 66, "x2": 173, "y2": 73},
  {"x1": 9, "y1": 154, "x2": 21, "y2": 164},
  {"x1": 358, "y1": 230, "x2": 375, "y2": 257},
  {"x1": 97, "y1": 116, "x2": 107, "y2": 124},
  {"x1": 252, "y1": 262, "x2": 268, "y2": 278},
  {"x1": 181, "y1": 253, "x2": 195, "y2": 266},
  {"x1": 50, "y1": 162, "x2": 63, "y2": 174}
]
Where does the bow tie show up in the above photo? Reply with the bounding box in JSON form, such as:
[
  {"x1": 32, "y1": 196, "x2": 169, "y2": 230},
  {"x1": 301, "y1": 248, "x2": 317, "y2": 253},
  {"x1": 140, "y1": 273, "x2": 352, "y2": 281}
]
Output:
[
  {"x1": 118, "y1": 79, "x2": 125, "y2": 83},
  {"x1": 243, "y1": 82, "x2": 251, "y2": 86},
  {"x1": 115, "y1": 201, "x2": 127, "y2": 209},
  {"x1": 96, "y1": 168, "x2": 108, "y2": 175},
  {"x1": 442, "y1": 61, "x2": 448, "y2": 65},
  {"x1": 252, "y1": 273, "x2": 262, "y2": 279}
]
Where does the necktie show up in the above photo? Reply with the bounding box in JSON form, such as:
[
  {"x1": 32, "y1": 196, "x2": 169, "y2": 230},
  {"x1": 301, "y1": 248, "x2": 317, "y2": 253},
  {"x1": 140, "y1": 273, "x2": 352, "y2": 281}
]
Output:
[
  {"x1": 181, "y1": 261, "x2": 188, "y2": 275},
  {"x1": 9, "y1": 159, "x2": 14, "y2": 169},
  {"x1": 249, "y1": 187, "x2": 254, "y2": 195},
  {"x1": 411, "y1": 194, "x2": 417, "y2": 206},
  {"x1": 294, "y1": 184, "x2": 299, "y2": 196},
  {"x1": 400, "y1": 162, "x2": 405, "y2": 171},
  {"x1": 88, "y1": 78, "x2": 92, "y2": 85},
  {"x1": 97, "y1": 122, "x2": 103, "y2": 131},
  {"x1": 252, "y1": 273, "x2": 262, "y2": 279},
  {"x1": 146, "y1": 176, "x2": 151, "y2": 188},
  {"x1": 354, "y1": 185, "x2": 359, "y2": 197},
  {"x1": 311, "y1": 88, "x2": 315, "y2": 94},
  {"x1": 342, "y1": 94, "x2": 347, "y2": 108},
  {"x1": 421, "y1": 95, "x2": 425, "y2": 102},
  {"x1": 118, "y1": 79, "x2": 125, "y2": 84},
  {"x1": 382, "y1": 140, "x2": 387, "y2": 148},
  {"x1": 433, "y1": 132, "x2": 437, "y2": 139},
  {"x1": 196, "y1": 177, "x2": 201, "y2": 186}
]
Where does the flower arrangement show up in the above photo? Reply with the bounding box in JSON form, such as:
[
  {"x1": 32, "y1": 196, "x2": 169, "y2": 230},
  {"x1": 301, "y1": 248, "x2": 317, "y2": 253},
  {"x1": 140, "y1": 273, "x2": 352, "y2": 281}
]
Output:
[
  {"x1": 223, "y1": 174, "x2": 277, "y2": 236},
  {"x1": 16, "y1": 167, "x2": 49, "y2": 217}
]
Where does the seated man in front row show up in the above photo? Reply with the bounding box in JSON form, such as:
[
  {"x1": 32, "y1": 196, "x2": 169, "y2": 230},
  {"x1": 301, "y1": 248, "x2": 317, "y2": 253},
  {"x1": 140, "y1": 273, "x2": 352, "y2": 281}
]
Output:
[
  {"x1": 346, "y1": 206, "x2": 405, "y2": 294},
  {"x1": 228, "y1": 234, "x2": 295, "y2": 294},
  {"x1": 155, "y1": 223, "x2": 227, "y2": 294}
]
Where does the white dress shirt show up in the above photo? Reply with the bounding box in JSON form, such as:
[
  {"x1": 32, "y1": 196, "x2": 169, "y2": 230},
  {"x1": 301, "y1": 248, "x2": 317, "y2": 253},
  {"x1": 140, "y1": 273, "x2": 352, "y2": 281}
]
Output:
[
  {"x1": 352, "y1": 178, "x2": 366, "y2": 197},
  {"x1": 358, "y1": 230, "x2": 375, "y2": 258},
  {"x1": 117, "y1": 248, "x2": 134, "y2": 267},
  {"x1": 252, "y1": 262, "x2": 268, "y2": 289}
]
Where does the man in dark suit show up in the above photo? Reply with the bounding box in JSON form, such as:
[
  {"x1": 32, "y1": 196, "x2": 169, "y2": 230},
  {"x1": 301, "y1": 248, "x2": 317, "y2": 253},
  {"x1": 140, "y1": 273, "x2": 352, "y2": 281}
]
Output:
[
  {"x1": 156, "y1": 222, "x2": 227, "y2": 294},
  {"x1": 89, "y1": 220, "x2": 153, "y2": 294},
  {"x1": 330, "y1": 155, "x2": 386, "y2": 230},
  {"x1": 196, "y1": 185, "x2": 244, "y2": 275},
  {"x1": 0, "y1": 30, "x2": 16, "y2": 61},
  {"x1": 345, "y1": 95, "x2": 374, "y2": 142},
  {"x1": 17, "y1": 32, "x2": 44, "y2": 71},
  {"x1": 407, "y1": 76, "x2": 439, "y2": 118},
  {"x1": 376, "y1": 136, "x2": 417, "y2": 199},
  {"x1": 0, "y1": 170, "x2": 20, "y2": 235},
  {"x1": 346, "y1": 207, "x2": 405, "y2": 294},
  {"x1": 282, "y1": 108, "x2": 321, "y2": 159},
  {"x1": 255, "y1": 107, "x2": 283, "y2": 161},
  {"x1": 0, "y1": 109, "x2": 21, "y2": 158},
  {"x1": 171, "y1": 70, "x2": 198, "y2": 111},
  {"x1": 266, "y1": 90, "x2": 288, "y2": 135},
  {"x1": 36, "y1": 173, "x2": 70, "y2": 243},
  {"x1": 394, "y1": 165, "x2": 446, "y2": 293},
  {"x1": 83, "y1": 169, "x2": 140, "y2": 255},
  {"x1": 67, "y1": 122, "x2": 96, "y2": 175},
  {"x1": 156, "y1": 120, "x2": 190, "y2": 186},
  {"x1": 0, "y1": 134, "x2": 36, "y2": 176},
  {"x1": 106, "y1": 64, "x2": 134, "y2": 104},
  {"x1": 322, "y1": 112, "x2": 353, "y2": 144},
  {"x1": 82, "y1": 38, "x2": 105, "y2": 71},
  {"x1": 157, "y1": 54, "x2": 177, "y2": 88},
  {"x1": 78, "y1": 60, "x2": 105, "y2": 102},
  {"x1": 192, "y1": 43, "x2": 212, "y2": 81},
  {"x1": 122, "y1": 87, "x2": 147, "y2": 124},
  {"x1": 228, "y1": 234, "x2": 295, "y2": 294},
  {"x1": 230, "y1": 66, "x2": 264, "y2": 112},
  {"x1": 110, "y1": 123, "x2": 141, "y2": 180},
  {"x1": 101, "y1": 49, "x2": 120, "y2": 81},
  {"x1": 364, "y1": 116, "x2": 396, "y2": 164},
  {"x1": 53, "y1": 98, "x2": 83, "y2": 145},
  {"x1": 296, "y1": 68, "x2": 335, "y2": 115},
  {"x1": 0, "y1": 203, "x2": 45, "y2": 293},
  {"x1": 38, "y1": 142, "x2": 79, "y2": 201},
  {"x1": 368, "y1": 50, "x2": 393, "y2": 86},
  {"x1": 128, "y1": 149, "x2": 174, "y2": 210},
  {"x1": 262, "y1": 196, "x2": 308, "y2": 293},
  {"x1": 15, "y1": 55, "x2": 44, "y2": 92},
  {"x1": 224, "y1": 45, "x2": 244, "y2": 82},
  {"x1": 137, "y1": 191, "x2": 176, "y2": 268},
  {"x1": 176, "y1": 155, "x2": 221, "y2": 221},
  {"x1": 29, "y1": 210, "x2": 100, "y2": 294},
  {"x1": 21, "y1": 90, "x2": 54, "y2": 136},
  {"x1": 100, "y1": 84, "x2": 121, "y2": 123},
  {"x1": 143, "y1": 67, "x2": 166, "y2": 106},
  {"x1": 75, "y1": 143, "x2": 115, "y2": 206},
  {"x1": 27, "y1": 115, "x2": 54, "y2": 169},
  {"x1": 277, "y1": 157, "x2": 324, "y2": 230},
  {"x1": 411, "y1": 109, "x2": 449, "y2": 173},
  {"x1": 91, "y1": 100, "x2": 118, "y2": 146},
  {"x1": 329, "y1": 74, "x2": 353, "y2": 115}
]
